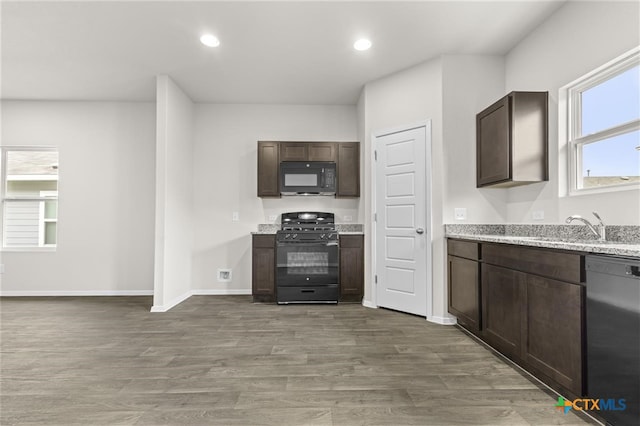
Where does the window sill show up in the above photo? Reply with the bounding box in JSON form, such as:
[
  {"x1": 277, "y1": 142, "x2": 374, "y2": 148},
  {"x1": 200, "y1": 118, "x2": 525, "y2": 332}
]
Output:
[
  {"x1": 1, "y1": 247, "x2": 57, "y2": 253},
  {"x1": 568, "y1": 183, "x2": 640, "y2": 197}
]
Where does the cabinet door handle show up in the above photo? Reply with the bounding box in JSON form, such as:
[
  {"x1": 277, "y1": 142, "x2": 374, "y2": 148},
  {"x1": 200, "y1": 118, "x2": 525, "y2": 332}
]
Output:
[{"x1": 416, "y1": 228, "x2": 424, "y2": 235}]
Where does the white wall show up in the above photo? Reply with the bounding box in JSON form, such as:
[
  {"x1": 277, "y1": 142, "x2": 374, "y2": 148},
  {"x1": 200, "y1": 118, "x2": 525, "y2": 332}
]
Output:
[
  {"x1": 505, "y1": 0, "x2": 640, "y2": 225},
  {"x1": 0, "y1": 101, "x2": 156, "y2": 295},
  {"x1": 442, "y1": 55, "x2": 507, "y2": 224},
  {"x1": 359, "y1": 58, "x2": 451, "y2": 322},
  {"x1": 191, "y1": 104, "x2": 358, "y2": 293},
  {"x1": 153, "y1": 76, "x2": 195, "y2": 310}
]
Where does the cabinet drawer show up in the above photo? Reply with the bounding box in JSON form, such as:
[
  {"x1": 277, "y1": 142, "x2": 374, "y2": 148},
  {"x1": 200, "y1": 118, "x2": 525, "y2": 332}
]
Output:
[
  {"x1": 447, "y1": 239, "x2": 479, "y2": 261},
  {"x1": 252, "y1": 234, "x2": 275, "y2": 248},
  {"x1": 483, "y1": 243, "x2": 583, "y2": 284}
]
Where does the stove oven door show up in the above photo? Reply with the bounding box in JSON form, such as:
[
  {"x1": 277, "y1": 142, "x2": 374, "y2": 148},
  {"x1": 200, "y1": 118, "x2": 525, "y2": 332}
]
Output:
[{"x1": 276, "y1": 241, "x2": 339, "y2": 302}]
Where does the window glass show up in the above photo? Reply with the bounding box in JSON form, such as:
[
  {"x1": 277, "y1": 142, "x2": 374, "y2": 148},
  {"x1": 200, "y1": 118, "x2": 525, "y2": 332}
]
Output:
[
  {"x1": 581, "y1": 130, "x2": 640, "y2": 188},
  {"x1": 5, "y1": 150, "x2": 58, "y2": 197},
  {"x1": 2, "y1": 149, "x2": 59, "y2": 248},
  {"x1": 44, "y1": 222, "x2": 57, "y2": 245},
  {"x1": 44, "y1": 200, "x2": 58, "y2": 219},
  {"x1": 580, "y1": 64, "x2": 640, "y2": 136}
]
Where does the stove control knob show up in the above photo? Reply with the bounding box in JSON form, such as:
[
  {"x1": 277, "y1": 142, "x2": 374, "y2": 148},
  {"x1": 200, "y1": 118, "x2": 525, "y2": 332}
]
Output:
[
  {"x1": 320, "y1": 234, "x2": 326, "y2": 239},
  {"x1": 292, "y1": 234, "x2": 298, "y2": 239},
  {"x1": 285, "y1": 234, "x2": 290, "y2": 239}
]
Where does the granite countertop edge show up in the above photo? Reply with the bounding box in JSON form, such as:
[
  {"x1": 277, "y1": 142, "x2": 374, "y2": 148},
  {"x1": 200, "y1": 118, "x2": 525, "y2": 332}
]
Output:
[
  {"x1": 445, "y1": 233, "x2": 640, "y2": 258},
  {"x1": 253, "y1": 223, "x2": 364, "y2": 235}
]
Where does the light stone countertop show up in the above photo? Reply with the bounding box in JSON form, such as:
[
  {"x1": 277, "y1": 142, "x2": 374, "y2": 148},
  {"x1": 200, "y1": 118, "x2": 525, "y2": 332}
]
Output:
[
  {"x1": 445, "y1": 224, "x2": 640, "y2": 258},
  {"x1": 252, "y1": 223, "x2": 364, "y2": 235}
]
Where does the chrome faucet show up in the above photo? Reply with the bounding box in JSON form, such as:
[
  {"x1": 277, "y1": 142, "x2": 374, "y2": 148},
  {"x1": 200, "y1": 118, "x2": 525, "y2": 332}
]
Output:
[{"x1": 565, "y1": 211, "x2": 606, "y2": 241}]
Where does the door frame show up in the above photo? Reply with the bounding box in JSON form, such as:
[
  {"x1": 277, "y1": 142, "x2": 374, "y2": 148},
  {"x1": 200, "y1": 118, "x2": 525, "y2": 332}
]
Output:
[{"x1": 370, "y1": 120, "x2": 433, "y2": 320}]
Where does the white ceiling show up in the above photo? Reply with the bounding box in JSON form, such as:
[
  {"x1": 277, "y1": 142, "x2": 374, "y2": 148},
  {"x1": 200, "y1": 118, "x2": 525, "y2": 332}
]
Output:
[{"x1": 1, "y1": 0, "x2": 567, "y2": 104}]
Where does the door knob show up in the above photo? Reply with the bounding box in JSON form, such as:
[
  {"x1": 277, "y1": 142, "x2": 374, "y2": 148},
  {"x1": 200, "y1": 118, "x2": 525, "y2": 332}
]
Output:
[{"x1": 416, "y1": 228, "x2": 424, "y2": 234}]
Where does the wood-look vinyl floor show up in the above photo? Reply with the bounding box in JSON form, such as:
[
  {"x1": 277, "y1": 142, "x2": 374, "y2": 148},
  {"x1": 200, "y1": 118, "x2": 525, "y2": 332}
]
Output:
[{"x1": 1, "y1": 296, "x2": 598, "y2": 425}]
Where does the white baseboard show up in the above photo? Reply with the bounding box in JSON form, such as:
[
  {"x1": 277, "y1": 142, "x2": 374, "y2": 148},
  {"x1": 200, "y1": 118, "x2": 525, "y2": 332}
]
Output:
[
  {"x1": 0, "y1": 290, "x2": 154, "y2": 297},
  {"x1": 362, "y1": 299, "x2": 377, "y2": 309},
  {"x1": 192, "y1": 289, "x2": 251, "y2": 296},
  {"x1": 427, "y1": 315, "x2": 457, "y2": 325},
  {"x1": 150, "y1": 290, "x2": 192, "y2": 312},
  {"x1": 150, "y1": 288, "x2": 251, "y2": 312}
]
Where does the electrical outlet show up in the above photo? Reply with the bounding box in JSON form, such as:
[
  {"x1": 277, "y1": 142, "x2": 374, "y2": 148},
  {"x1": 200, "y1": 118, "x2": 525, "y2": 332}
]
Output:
[
  {"x1": 217, "y1": 269, "x2": 232, "y2": 282},
  {"x1": 232, "y1": 212, "x2": 239, "y2": 222},
  {"x1": 532, "y1": 210, "x2": 545, "y2": 221},
  {"x1": 344, "y1": 215, "x2": 353, "y2": 222},
  {"x1": 268, "y1": 215, "x2": 277, "y2": 222},
  {"x1": 454, "y1": 208, "x2": 467, "y2": 221}
]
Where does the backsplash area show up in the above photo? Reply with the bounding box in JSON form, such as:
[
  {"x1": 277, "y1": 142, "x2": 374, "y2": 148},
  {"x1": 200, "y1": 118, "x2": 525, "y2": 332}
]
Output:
[{"x1": 445, "y1": 224, "x2": 640, "y2": 243}]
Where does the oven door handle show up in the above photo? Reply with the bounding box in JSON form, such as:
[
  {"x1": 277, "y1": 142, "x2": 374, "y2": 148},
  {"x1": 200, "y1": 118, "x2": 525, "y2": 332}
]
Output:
[{"x1": 277, "y1": 241, "x2": 338, "y2": 248}]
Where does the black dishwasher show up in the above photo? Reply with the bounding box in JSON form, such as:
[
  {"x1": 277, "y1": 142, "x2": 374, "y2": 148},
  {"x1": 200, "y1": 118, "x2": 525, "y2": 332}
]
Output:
[{"x1": 586, "y1": 255, "x2": 640, "y2": 426}]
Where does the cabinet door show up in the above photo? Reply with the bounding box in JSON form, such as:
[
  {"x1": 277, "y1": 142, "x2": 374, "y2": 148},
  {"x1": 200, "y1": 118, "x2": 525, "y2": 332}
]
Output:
[
  {"x1": 337, "y1": 142, "x2": 360, "y2": 197},
  {"x1": 252, "y1": 235, "x2": 276, "y2": 302},
  {"x1": 257, "y1": 142, "x2": 280, "y2": 197},
  {"x1": 448, "y1": 255, "x2": 480, "y2": 333},
  {"x1": 477, "y1": 96, "x2": 510, "y2": 187},
  {"x1": 308, "y1": 143, "x2": 337, "y2": 161},
  {"x1": 524, "y1": 274, "x2": 583, "y2": 395},
  {"x1": 482, "y1": 263, "x2": 525, "y2": 360},
  {"x1": 280, "y1": 142, "x2": 308, "y2": 161},
  {"x1": 339, "y1": 235, "x2": 364, "y2": 302}
]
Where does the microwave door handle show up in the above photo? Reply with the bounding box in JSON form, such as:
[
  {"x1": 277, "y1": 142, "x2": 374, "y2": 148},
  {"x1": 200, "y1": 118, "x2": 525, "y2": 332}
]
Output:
[{"x1": 320, "y1": 168, "x2": 325, "y2": 188}]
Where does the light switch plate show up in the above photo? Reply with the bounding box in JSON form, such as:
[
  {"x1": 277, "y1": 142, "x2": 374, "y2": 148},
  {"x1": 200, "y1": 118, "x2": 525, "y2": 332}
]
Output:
[
  {"x1": 268, "y1": 215, "x2": 277, "y2": 222},
  {"x1": 232, "y1": 212, "x2": 239, "y2": 222},
  {"x1": 532, "y1": 210, "x2": 545, "y2": 221},
  {"x1": 344, "y1": 215, "x2": 353, "y2": 222},
  {"x1": 454, "y1": 208, "x2": 467, "y2": 221}
]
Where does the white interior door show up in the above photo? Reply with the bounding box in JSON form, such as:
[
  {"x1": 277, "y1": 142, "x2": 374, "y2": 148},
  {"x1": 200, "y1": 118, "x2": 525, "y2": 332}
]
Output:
[{"x1": 374, "y1": 125, "x2": 429, "y2": 316}]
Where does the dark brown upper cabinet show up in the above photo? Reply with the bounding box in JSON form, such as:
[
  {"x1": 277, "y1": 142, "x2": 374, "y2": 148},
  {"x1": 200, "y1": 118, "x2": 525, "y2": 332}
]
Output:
[
  {"x1": 309, "y1": 143, "x2": 337, "y2": 162},
  {"x1": 280, "y1": 142, "x2": 337, "y2": 162},
  {"x1": 337, "y1": 142, "x2": 360, "y2": 198},
  {"x1": 476, "y1": 91, "x2": 549, "y2": 188},
  {"x1": 279, "y1": 142, "x2": 308, "y2": 161},
  {"x1": 257, "y1": 142, "x2": 280, "y2": 197},
  {"x1": 257, "y1": 141, "x2": 359, "y2": 198}
]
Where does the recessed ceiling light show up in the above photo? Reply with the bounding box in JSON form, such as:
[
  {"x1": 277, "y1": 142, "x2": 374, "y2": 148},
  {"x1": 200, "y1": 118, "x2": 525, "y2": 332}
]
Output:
[
  {"x1": 353, "y1": 38, "x2": 372, "y2": 51},
  {"x1": 200, "y1": 34, "x2": 220, "y2": 48}
]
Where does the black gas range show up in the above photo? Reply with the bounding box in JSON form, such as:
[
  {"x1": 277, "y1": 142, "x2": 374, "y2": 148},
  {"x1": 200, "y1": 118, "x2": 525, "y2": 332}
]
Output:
[{"x1": 276, "y1": 212, "x2": 339, "y2": 303}]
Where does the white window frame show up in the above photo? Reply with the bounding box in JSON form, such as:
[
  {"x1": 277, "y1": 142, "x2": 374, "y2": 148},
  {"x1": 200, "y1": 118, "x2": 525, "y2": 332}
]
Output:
[
  {"x1": 562, "y1": 46, "x2": 640, "y2": 196},
  {"x1": 1, "y1": 146, "x2": 59, "y2": 251},
  {"x1": 38, "y1": 191, "x2": 58, "y2": 247}
]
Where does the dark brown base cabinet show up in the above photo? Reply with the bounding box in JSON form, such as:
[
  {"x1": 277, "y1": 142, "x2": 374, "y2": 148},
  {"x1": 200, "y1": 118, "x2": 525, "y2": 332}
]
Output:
[
  {"x1": 252, "y1": 235, "x2": 276, "y2": 303},
  {"x1": 339, "y1": 235, "x2": 364, "y2": 303},
  {"x1": 251, "y1": 234, "x2": 364, "y2": 303},
  {"x1": 482, "y1": 263, "x2": 525, "y2": 360},
  {"x1": 448, "y1": 238, "x2": 585, "y2": 398},
  {"x1": 447, "y1": 240, "x2": 480, "y2": 334}
]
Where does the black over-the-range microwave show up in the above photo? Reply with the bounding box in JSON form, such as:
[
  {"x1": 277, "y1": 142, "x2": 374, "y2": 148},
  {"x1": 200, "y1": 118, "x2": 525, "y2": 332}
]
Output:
[{"x1": 279, "y1": 161, "x2": 336, "y2": 195}]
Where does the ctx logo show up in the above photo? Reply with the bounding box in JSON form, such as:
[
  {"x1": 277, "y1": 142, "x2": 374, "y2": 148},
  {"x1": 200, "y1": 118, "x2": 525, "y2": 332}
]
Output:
[{"x1": 555, "y1": 396, "x2": 627, "y2": 414}]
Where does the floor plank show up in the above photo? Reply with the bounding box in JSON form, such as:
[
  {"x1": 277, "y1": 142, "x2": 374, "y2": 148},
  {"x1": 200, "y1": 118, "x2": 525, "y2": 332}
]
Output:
[{"x1": 0, "y1": 295, "x2": 598, "y2": 425}]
